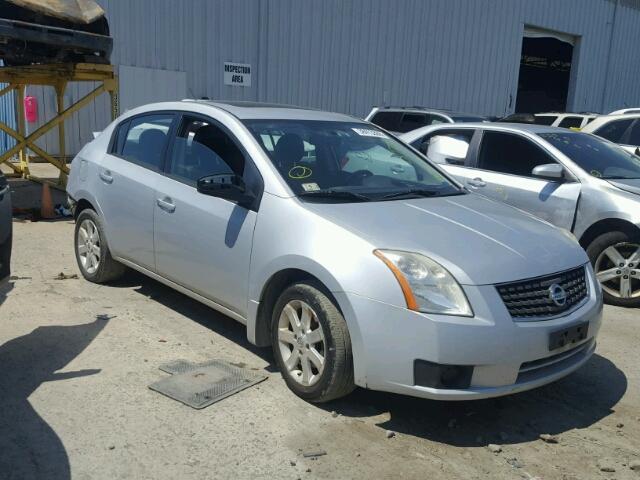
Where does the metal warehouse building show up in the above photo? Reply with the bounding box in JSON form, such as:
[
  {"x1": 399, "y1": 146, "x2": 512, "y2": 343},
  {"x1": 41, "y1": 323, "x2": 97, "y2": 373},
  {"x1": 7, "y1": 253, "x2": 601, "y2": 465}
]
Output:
[{"x1": 16, "y1": 0, "x2": 640, "y2": 156}]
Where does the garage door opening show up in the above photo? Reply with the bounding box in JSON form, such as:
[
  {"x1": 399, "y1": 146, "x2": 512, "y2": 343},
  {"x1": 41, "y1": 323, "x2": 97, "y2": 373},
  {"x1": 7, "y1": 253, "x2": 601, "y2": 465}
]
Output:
[{"x1": 515, "y1": 29, "x2": 575, "y2": 113}]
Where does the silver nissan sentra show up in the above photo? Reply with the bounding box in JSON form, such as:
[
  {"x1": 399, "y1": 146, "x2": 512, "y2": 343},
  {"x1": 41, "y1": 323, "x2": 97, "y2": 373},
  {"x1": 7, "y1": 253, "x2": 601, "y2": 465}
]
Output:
[{"x1": 67, "y1": 101, "x2": 603, "y2": 402}]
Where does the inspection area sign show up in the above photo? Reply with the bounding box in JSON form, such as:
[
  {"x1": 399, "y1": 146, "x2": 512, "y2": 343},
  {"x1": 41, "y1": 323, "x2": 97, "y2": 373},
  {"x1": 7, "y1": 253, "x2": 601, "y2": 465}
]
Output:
[{"x1": 224, "y1": 62, "x2": 252, "y2": 87}]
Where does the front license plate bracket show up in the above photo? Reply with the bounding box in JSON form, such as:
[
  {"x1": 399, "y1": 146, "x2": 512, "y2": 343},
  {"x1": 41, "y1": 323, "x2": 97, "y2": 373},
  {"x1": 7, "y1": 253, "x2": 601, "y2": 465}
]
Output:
[{"x1": 549, "y1": 321, "x2": 589, "y2": 351}]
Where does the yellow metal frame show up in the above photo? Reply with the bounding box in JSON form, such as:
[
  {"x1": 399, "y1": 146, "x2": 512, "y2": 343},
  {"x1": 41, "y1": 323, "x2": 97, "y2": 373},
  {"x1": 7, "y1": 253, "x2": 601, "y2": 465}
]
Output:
[{"x1": 0, "y1": 63, "x2": 119, "y2": 187}]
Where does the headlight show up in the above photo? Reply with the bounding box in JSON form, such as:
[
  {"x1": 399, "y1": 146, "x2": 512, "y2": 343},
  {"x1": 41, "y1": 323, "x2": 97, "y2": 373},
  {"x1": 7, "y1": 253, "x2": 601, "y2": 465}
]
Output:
[{"x1": 374, "y1": 249, "x2": 473, "y2": 316}]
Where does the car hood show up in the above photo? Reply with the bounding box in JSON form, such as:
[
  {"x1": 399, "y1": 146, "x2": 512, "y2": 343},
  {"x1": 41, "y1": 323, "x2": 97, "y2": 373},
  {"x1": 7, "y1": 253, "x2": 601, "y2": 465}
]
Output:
[
  {"x1": 608, "y1": 178, "x2": 640, "y2": 196},
  {"x1": 305, "y1": 193, "x2": 587, "y2": 286}
]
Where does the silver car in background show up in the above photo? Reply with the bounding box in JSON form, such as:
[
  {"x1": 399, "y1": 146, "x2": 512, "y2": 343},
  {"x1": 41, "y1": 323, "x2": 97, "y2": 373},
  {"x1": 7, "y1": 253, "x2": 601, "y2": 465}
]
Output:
[
  {"x1": 401, "y1": 123, "x2": 640, "y2": 307},
  {"x1": 67, "y1": 101, "x2": 602, "y2": 403}
]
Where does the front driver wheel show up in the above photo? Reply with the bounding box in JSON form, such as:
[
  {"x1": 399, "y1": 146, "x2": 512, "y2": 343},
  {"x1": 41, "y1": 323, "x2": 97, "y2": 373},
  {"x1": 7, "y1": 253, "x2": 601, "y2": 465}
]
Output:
[
  {"x1": 587, "y1": 231, "x2": 640, "y2": 307},
  {"x1": 271, "y1": 281, "x2": 355, "y2": 402}
]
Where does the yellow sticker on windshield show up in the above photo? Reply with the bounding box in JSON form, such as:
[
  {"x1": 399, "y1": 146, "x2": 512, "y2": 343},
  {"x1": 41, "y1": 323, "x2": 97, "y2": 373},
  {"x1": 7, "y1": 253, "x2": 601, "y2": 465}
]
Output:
[{"x1": 289, "y1": 165, "x2": 313, "y2": 179}]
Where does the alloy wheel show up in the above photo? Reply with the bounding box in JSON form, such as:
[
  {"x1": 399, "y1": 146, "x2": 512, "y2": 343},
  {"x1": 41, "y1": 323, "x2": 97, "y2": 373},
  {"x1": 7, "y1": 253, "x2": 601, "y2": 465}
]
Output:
[
  {"x1": 277, "y1": 300, "x2": 326, "y2": 386},
  {"x1": 595, "y1": 242, "x2": 640, "y2": 299},
  {"x1": 77, "y1": 219, "x2": 102, "y2": 275}
]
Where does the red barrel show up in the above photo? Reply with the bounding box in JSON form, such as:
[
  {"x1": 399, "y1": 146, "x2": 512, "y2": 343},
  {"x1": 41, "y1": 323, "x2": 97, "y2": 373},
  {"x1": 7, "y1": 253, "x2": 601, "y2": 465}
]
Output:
[{"x1": 24, "y1": 96, "x2": 38, "y2": 123}]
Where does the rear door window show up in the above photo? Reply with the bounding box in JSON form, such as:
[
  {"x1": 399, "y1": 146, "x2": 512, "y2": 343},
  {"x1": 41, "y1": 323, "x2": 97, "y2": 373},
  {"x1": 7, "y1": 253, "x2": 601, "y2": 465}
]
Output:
[
  {"x1": 533, "y1": 115, "x2": 557, "y2": 126},
  {"x1": 594, "y1": 119, "x2": 633, "y2": 143},
  {"x1": 558, "y1": 116, "x2": 583, "y2": 129},
  {"x1": 397, "y1": 113, "x2": 448, "y2": 133},
  {"x1": 477, "y1": 131, "x2": 558, "y2": 177},
  {"x1": 625, "y1": 120, "x2": 640, "y2": 146},
  {"x1": 120, "y1": 114, "x2": 174, "y2": 171},
  {"x1": 369, "y1": 111, "x2": 402, "y2": 131}
]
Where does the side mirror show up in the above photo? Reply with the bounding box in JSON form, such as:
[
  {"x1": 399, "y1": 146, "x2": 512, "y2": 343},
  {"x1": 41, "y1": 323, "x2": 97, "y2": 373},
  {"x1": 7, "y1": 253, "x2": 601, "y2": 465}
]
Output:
[
  {"x1": 635, "y1": 147, "x2": 640, "y2": 157},
  {"x1": 197, "y1": 174, "x2": 254, "y2": 207},
  {"x1": 532, "y1": 163, "x2": 565, "y2": 181}
]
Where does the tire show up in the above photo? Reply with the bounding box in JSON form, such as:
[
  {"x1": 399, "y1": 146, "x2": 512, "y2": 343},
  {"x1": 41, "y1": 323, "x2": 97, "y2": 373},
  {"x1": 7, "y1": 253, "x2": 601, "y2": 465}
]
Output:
[
  {"x1": 271, "y1": 281, "x2": 355, "y2": 402},
  {"x1": 74, "y1": 209, "x2": 125, "y2": 284},
  {"x1": 586, "y1": 230, "x2": 640, "y2": 308}
]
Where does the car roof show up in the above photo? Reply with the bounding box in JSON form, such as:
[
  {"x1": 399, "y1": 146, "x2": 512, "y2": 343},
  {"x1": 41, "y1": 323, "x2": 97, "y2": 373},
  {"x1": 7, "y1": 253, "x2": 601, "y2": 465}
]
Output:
[
  {"x1": 535, "y1": 112, "x2": 592, "y2": 117},
  {"x1": 183, "y1": 100, "x2": 360, "y2": 122},
  {"x1": 399, "y1": 122, "x2": 580, "y2": 142},
  {"x1": 372, "y1": 106, "x2": 486, "y2": 118}
]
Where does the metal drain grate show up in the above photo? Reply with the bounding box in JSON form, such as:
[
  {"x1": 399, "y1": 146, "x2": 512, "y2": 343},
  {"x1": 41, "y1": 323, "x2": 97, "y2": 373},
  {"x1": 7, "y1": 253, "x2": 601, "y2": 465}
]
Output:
[{"x1": 149, "y1": 359, "x2": 266, "y2": 409}]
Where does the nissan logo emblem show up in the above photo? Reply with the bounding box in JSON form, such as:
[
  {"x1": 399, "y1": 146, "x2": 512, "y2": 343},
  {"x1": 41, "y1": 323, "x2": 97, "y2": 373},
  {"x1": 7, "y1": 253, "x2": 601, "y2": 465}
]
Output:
[{"x1": 549, "y1": 283, "x2": 567, "y2": 307}]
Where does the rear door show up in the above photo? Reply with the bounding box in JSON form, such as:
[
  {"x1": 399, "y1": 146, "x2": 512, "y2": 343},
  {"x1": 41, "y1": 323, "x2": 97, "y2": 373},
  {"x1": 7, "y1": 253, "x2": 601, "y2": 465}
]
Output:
[
  {"x1": 97, "y1": 113, "x2": 176, "y2": 270},
  {"x1": 465, "y1": 130, "x2": 581, "y2": 230},
  {"x1": 0, "y1": 172, "x2": 11, "y2": 285}
]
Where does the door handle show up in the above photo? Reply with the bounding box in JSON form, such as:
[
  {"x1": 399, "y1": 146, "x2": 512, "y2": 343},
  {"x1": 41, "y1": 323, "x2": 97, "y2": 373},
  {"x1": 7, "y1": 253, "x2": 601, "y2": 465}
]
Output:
[
  {"x1": 467, "y1": 177, "x2": 486, "y2": 188},
  {"x1": 99, "y1": 170, "x2": 114, "y2": 184},
  {"x1": 156, "y1": 197, "x2": 176, "y2": 213},
  {"x1": 390, "y1": 165, "x2": 405, "y2": 174}
]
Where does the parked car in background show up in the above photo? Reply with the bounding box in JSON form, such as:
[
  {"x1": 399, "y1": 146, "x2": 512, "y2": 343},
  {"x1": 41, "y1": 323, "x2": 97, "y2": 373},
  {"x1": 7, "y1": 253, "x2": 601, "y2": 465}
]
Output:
[
  {"x1": 0, "y1": 170, "x2": 11, "y2": 286},
  {"x1": 581, "y1": 114, "x2": 640, "y2": 154},
  {"x1": 401, "y1": 123, "x2": 640, "y2": 307},
  {"x1": 365, "y1": 106, "x2": 487, "y2": 133},
  {"x1": 67, "y1": 101, "x2": 601, "y2": 402},
  {"x1": 531, "y1": 112, "x2": 597, "y2": 129},
  {"x1": 499, "y1": 112, "x2": 596, "y2": 129},
  {"x1": 609, "y1": 108, "x2": 640, "y2": 115}
]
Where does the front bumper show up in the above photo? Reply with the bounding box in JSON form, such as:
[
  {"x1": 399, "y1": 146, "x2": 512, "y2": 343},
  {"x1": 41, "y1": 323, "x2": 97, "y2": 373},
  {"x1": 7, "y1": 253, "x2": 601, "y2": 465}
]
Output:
[{"x1": 336, "y1": 265, "x2": 603, "y2": 400}]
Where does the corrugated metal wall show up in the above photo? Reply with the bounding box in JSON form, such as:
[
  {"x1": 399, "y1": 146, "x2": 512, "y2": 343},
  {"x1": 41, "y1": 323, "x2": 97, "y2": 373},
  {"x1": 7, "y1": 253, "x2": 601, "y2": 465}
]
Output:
[{"x1": 18, "y1": 0, "x2": 640, "y2": 155}]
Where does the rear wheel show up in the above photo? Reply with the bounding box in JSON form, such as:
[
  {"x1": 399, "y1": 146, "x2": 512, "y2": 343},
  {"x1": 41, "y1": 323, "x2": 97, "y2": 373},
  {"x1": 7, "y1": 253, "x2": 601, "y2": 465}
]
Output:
[
  {"x1": 271, "y1": 281, "x2": 355, "y2": 402},
  {"x1": 74, "y1": 209, "x2": 125, "y2": 283},
  {"x1": 587, "y1": 231, "x2": 640, "y2": 307}
]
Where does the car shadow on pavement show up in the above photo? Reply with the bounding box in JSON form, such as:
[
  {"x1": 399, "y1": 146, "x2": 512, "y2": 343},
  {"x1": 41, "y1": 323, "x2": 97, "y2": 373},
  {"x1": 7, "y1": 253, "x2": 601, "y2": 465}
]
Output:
[
  {"x1": 0, "y1": 280, "x2": 13, "y2": 306},
  {"x1": 320, "y1": 353, "x2": 626, "y2": 447},
  {"x1": 0, "y1": 315, "x2": 110, "y2": 479},
  {"x1": 112, "y1": 270, "x2": 277, "y2": 370}
]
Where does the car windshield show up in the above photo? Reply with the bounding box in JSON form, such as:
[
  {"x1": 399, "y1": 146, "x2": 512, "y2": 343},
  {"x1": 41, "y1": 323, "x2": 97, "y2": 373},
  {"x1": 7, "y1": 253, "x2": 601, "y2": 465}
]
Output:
[
  {"x1": 539, "y1": 131, "x2": 640, "y2": 180},
  {"x1": 243, "y1": 120, "x2": 463, "y2": 202}
]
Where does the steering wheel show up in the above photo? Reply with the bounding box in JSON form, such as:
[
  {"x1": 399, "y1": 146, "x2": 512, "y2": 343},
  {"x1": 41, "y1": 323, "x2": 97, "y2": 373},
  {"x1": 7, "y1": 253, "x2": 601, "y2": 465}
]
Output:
[{"x1": 349, "y1": 169, "x2": 373, "y2": 184}]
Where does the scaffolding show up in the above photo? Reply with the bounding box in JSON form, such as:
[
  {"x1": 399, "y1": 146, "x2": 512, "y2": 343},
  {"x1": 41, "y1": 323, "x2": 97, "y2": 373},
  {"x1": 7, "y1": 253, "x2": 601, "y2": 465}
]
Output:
[{"x1": 0, "y1": 63, "x2": 118, "y2": 188}]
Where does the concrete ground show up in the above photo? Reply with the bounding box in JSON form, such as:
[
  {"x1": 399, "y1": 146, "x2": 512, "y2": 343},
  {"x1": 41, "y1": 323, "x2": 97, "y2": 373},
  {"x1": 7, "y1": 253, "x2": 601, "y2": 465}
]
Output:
[{"x1": 1, "y1": 176, "x2": 639, "y2": 479}]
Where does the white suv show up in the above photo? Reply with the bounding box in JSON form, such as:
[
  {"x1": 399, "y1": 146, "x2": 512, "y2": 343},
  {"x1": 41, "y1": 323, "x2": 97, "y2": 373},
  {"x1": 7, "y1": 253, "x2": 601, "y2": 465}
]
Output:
[
  {"x1": 365, "y1": 107, "x2": 487, "y2": 134},
  {"x1": 582, "y1": 114, "x2": 640, "y2": 154}
]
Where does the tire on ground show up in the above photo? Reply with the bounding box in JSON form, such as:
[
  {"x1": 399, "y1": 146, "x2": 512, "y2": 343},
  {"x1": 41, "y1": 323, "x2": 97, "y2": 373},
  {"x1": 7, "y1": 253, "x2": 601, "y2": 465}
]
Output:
[
  {"x1": 271, "y1": 281, "x2": 355, "y2": 402},
  {"x1": 586, "y1": 230, "x2": 640, "y2": 308},
  {"x1": 74, "y1": 208, "x2": 125, "y2": 284}
]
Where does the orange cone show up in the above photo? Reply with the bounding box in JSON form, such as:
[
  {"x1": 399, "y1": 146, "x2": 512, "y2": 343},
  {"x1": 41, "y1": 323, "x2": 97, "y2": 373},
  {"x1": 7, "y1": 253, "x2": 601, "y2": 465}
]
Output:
[{"x1": 40, "y1": 183, "x2": 56, "y2": 219}]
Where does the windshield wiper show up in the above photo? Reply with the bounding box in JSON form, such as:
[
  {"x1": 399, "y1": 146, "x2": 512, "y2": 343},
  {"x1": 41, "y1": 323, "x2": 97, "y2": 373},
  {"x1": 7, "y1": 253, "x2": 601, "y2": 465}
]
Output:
[
  {"x1": 298, "y1": 190, "x2": 373, "y2": 202},
  {"x1": 381, "y1": 188, "x2": 443, "y2": 200}
]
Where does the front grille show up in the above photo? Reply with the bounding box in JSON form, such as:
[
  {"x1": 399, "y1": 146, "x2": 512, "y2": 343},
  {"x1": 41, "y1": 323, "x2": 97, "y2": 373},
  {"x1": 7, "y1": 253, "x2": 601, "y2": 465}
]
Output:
[{"x1": 496, "y1": 266, "x2": 588, "y2": 320}]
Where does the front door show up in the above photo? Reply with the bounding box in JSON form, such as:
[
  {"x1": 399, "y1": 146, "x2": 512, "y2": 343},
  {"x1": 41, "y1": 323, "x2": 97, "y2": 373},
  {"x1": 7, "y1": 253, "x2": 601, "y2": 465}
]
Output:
[
  {"x1": 97, "y1": 113, "x2": 175, "y2": 270},
  {"x1": 468, "y1": 130, "x2": 581, "y2": 230},
  {"x1": 153, "y1": 115, "x2": 258, "y2": 317}
]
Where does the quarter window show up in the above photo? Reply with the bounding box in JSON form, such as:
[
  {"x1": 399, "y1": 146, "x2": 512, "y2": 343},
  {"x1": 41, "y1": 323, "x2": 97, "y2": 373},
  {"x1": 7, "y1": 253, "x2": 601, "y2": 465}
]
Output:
[
  {"x1": 594, "y1": 119, "x2": 633, "y2": 143},
  {"x1": 168, "y1": 117, "x2": 244, "y2": 185},
  {"x1": 477, "y1": 131, "x2": 557, "y2": 177},
  {"x1": 558, "y1": 116, "x2": 583, "y2": 129},
  {"x1": 626, "y1": 120, "x2": 640, "y2": 146},
  {"x1": 120, "y1": 114, "x2": 174, "y2": 170}
]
